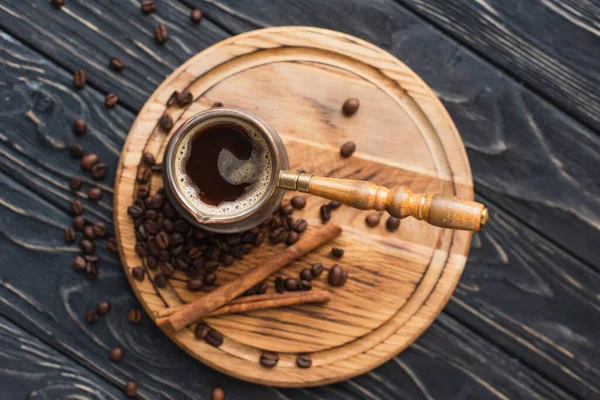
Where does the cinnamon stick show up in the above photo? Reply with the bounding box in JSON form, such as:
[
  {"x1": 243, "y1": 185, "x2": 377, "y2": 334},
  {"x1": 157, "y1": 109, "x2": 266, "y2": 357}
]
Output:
[{"x1": 161, "y1": 223, "x2": 342, "y2": 331}]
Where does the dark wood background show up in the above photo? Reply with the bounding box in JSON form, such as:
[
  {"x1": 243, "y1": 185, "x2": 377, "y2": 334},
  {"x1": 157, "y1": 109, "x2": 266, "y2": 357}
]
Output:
[{"x1": 1, "y1": 0, "x2": 598, "y2": 399}]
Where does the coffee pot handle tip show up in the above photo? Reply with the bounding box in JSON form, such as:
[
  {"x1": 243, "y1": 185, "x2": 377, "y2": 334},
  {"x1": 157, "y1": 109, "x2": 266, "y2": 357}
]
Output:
[{"x1": 278, "y1": 170, "x2": 488, "y2": 232}]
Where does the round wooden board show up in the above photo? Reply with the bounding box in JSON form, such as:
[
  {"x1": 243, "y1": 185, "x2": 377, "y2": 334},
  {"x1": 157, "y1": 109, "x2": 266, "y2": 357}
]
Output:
[{"x1": 114, "y1": 26, "x2": 474, "y2": 387}]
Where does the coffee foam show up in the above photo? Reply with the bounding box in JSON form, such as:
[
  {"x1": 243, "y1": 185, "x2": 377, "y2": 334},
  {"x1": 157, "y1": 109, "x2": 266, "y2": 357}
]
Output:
[{"x1": 175, "y1": 117, "x2": 273, "y2": 217}]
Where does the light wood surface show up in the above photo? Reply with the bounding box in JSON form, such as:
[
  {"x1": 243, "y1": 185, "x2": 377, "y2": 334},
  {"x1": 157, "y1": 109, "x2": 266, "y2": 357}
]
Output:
[{"x1": 113, "y1": 26, "x2": 474, "y2": 387}]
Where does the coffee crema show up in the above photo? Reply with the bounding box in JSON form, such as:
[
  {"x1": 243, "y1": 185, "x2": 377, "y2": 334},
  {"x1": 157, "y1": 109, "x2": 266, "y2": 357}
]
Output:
[{"x1": 175, "y1": 117, "x2": 273, "y2": 216}]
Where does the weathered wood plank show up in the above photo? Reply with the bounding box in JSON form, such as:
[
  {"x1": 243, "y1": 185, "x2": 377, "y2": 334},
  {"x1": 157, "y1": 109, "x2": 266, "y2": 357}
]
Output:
[
  {"x1": 394, "y1": 0, "x2": 600, "y2": 133},
  {"x1": 0, "y1": 30, "x2": 575, "y2": 399}
]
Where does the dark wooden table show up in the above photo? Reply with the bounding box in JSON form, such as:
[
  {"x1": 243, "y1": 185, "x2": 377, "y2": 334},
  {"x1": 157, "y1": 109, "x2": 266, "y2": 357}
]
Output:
[{"x1": 1, "y1": 1, "x2": 598, "y2": 399}]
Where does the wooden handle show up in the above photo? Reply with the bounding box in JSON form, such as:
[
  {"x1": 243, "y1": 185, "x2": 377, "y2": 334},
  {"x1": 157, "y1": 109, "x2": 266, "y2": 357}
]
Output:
[{"x1": 278, "y1": 171, "x2": 488, "y2": 231}]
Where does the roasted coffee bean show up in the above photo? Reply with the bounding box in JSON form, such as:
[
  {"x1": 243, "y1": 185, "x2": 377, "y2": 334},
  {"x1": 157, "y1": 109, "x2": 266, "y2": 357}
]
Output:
[
  {"x1": 320, "y1": 204, "x2": 331, "y2": 222},
  {"x1": 83, "y1": 225, "x2": 95, "y2": 239},
  {"x1": 300, "y1": 269, "x2": 313, "y2": 281},
  {"x1": 108, "y1": 56, "x2": 125, "y2": 72},
  {"x1": 311, "y1": 263, "x2": 324, "y2": 278},
  {"x1": 220, "y1": 253, "x2": 234, "y2": 266},
  {"x1": 241, "y1": 244, "x2": 253, "y2": 254},
  {"x1": 257, "y1": 281, "x2": 268, "y2": 294},
  {"x1": 226, "y1": 234, "x2": 241, "y2": 245},
  {"x1": 212, "y1": 388, "x2": 225, "y2": 400},
  {"x1": 342, "y1": 98, "x2": 360, "y2": 116},
  {"x1": 293, "y1": 219, "x2": 308, "y2": 233},
  {"x1": 365, "y1": 213, "x2": 381, "y2": 227},
  {"x1": 154, "y1": 24, "x2": 168, "y2": 43},
  {"x1": 147, "y1": 194, "x2": 166, "y2": 209},
  {"x1": 84, "y1": 255, "x2": 99, "y2": 263},
  {"x1": 127, "y1": 205, "x2": 143, "y2": 218},
  {"x1": 260, "y1": 351, "x2": 279, "y2": 368},
  {"x1": 203, "y1": 272, "x2": 216, "y2": 286},
  {"x1": 290, "y1": 196, "x2": 306, "y2": 210},
  {"x1": 331, "y1": 247, "x2": 344, "y2": 258},
  {"x1": 160, "y1": 261, "x2": 175, "y2": 277},
  {"x1": 64, "y1": 227, "x2": 76, "y2": 243},
  {"x1": 73, "y1": 118, "x2": 87, "y2": 135},
  {"x1": 253, "y1": 232, "x2": 265, "y2": 246},
  {"x1": 71, "y1": 199, "x2": 83, "y2": 215},
  {"x1": 205, "y1": 329, "x2": 223, "y2": 347},
  {"x1": 85, "y1": 308, "x2": 98, "y2": 324},
  {"x1": 284, "y1": 277, "x2": 298, "y2": 291},
  {"x1": 68, "y1": 177, "x2": 82, "y2": 192},
  {"x1": 80, "y1": 239, "x2": 95, "y2": 254},
  {"x1": 52, "y1": 0, "x2": 64, "y2": 8},
  {"x1": 281, "y1": 203, "x2": 294, "y2": 215},
  {"x1": 136, "y1": 184, "x2": 149, "y2": 199},
  {"x1": 92, "y1": 222, "x2": 107, "y2": 238},
  {"x1": 146, "y1": 256, "x2": 158, "y2": 270},
  {"x1": 244, "y1": 286, "x2": 257, "y2": 296},
  {"x1": 229, "y1": 246, "x2": 243, "y2": 260},
  {"x1": 157, "y1": 249, "x2": 170, "y2": 261},
  {"x1": 88, "y1": 187, "x2": 103, "y2": 201},
  {"x1": 280, "y1": 215, "x2": 291, "y2": 231},
  {"x1": 151, "y1": 163, "x2": 163, "y2": 172},
  {"x1": 109, "y1": 347, "x2": 123, "y2": 361},
  {"x1": 386, "y1": 216, "x2": 400, "y2": 232},
  {"x1": 145, "y1": 220, "x2": 160, "y2": 235},
  {"x1": 269, "y1": 227, "x2": 286, "y2": 244},
  {"x1": 191, "y1": 8, "x2": 203, "y2": 23},
  {"x1": 73, "y1": 215, "x2": 86, "y2": 231},
  {"x1": 97, "y1": 301, "x2": 111, "y2": 315},
  {"x1": 142, "y1": 152, "x2": 155, "y2": 166},
  {"x1": 269, "y1": 216, "x2": 281, "y2": 230},
  {"x1": 73, "y1": 69, "x2": 86, "y2": 89},
  {"x1": 176, "y1": 90, "x2": 193, "y2": 106},
  {"x1": 141, "y1": 0, "x2": 156, "y2": 13},
  {"x1": 163, "y1": 202, "x2": 176, "y2": 218},
  {"x1": 296, "y1": 354, "x2": 312, "y2": 368},
  {"x1": 212, "y1": 101, "x2": 223, "y2": 108},
  {"x1": 286, "y1": 231, "x2": 299, "y2": 246},
  {"x1": 169, "y1": 232, "x2": 185, "y2": 247},
  {"x1": 162, "y1": 218, "x2": 174, "y2": 233},
  {"x1": 329, "y1": 201, "x2": 341, "y2": 210},
  {"x1": 187, "y1": 279, "x2": 204, "y2": 292},
  {"x1": 107, "y1": 237, "x2": 118, "y2": 253},
  {"x1": 298, "y1": 280, "x2": 312, "y2": 290},
  {"x1": 328, "y1": 264, "x2": 349, "y2": 287},
  {"x1": 72, "y1": 256, "x2": 86, "y2": 272},
  {"x1": 159, "y1": 114, "x2": 173, "y2": 131},
  {"x1": 188, "y1": 246, "x2": 203, "y2": 259},
  {"x1": 175, "y1": 254, "x2": 189, "y2": 268},
  {"x1": 132, "y1": 266, "x2": 145, "y2": 281},
  {"x1": 275, "y1": 276, "x2": 285, "y2": 293},
  {"x1": 194, "y1": 322, "x2": 210, "y2": 339},
  {"x1": 104, "y1": 93, "x2": 118, "y2": 108},
  {"x1": 81, "y1": 153, "x2": 99, "y2": 170},
  {"x1": 340, "y1": 141, "x2": 356, "y2": 157},
  {"x1": 155, "y1": 232, "x2": 169, "y2": 249},
  {"x1": 124, "y1": 381, "x2": 138, "y2": 398},
  {"x1": 85, "y1": 262, "x2": 98, "y2": 280},
  {"x1": 154, "y1": 273, "x2": 168, "y2": 288},
  {"x1": 166, "y1": 91, "x2": 178, "y2": 106},
  {"x1": 136, "y1": 168, "x2": 150, "y2": 184},
  {"x1": 71, "y1": 144, "x2": 84, "y2": 159},
  {"x1": 128, "y1": 308, "x2": 142, "y2": 324},
  {"x1": 91, "y1": 162, "x2": 108, "y2": 179}
]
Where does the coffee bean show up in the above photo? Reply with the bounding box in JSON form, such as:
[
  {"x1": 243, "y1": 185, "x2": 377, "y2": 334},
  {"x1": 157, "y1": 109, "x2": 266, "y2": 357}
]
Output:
[
  {"x1": 88, "y1": 187, "x2": 103, "y2": 201},
  {"x1": 155, "y1": 232, "x2": 169, "y2": 249},
  {"x1": 109, "y1": 347, "x2": 123, "y2": 361},
  {"x1": 257, "y1": 281, "x2": 268, "y2": 294},
  {"x1": 296, "y1": 354, "x2": 312, "y2": 368},
  {"x1": 205, "y1": 329, "x2": 223, "y2": 347},
  {"x1": 145, "y1": 219, "x2": 160, "y2": 235},
  {"x1": 85, "y1": 261, "x2": 98, "y2": 280},
  {"x1": 104, "y1": 93, "x2": 118, "y2": 108},
  {"x1": 162, "y1": 202, "x2": 175, "y2": 218},
  {"x1": 154, "y1": 25, "x2": 168, "y2": 43},
  {"x1": 52, "y1": 0, "x2": 64, "y2": 8},
  {"x1": 73, "y1": 215, "x2": 86, "y2": 231},
  {"x1": 92, "y1": 222, "x2": 107, "y2": 238},
  {"x1": 160, "y1": 262, "x2": 174, "y2": 277},
  {"x1": 254, "y1": 232, "x2": 265, "y2": 246},
  {"x1": 156, "y1": 249, "x2": 169, "y2": 261},
  {"x1": 84, "y1": 254, "x2": 99, "y2": 263},
  {"x1": 151, "y1": 163, "x2": 163, "y2": 173},
  {"x1": 81, "y1": 153, "x2": 99, "y2": 170},
  {"x1": 386, "y1": 216, "x2": 400, "y2": 232},
  {"x1": 281, "y1": 203, "x2": 294, "y2": 215},
  {"x1": 64, "y1": 227, "x2": 76, "y2": 243},
  {"x1": 300, "y1": 269, "x2": 313, "y2": 281},
  {"x1": 187, "y1": 279, "x2": 203, "y2": 292},
  {"x1": 167, "y1": 91, "x2": 178, "y2": 106},
  {"x1": 320, "y1": 204, "x2": 331, "y2": 222},
  {"x1": 226, "y1": 234, "x2": 241, "y2": 245},
  {"x1": 136, "y1": 184, "x2": 149, "y2": 199},
  {"x1": 275, "y1": 276, "x2": 285, "y2": 293},
  {"x1": 71, "y1": 144, "x2": 84, "y2": 159},
  {"x1": 290, "y1": 196, "x2": 306, "y2": 210},
  {"x1": 159, "y1": 114, "x2": 173, "y2": 131},
  {"x1": 311, "y1": 263, "x2": 324, "y2": 278},
  {"x1": 84, "y1": 309, "x2": 99, "y2": 325},
  {"x1": 286, "y1": 230, "x2": 299, "y2": 245},
  {"x1": 284, "y1": 277, "x2": 298, "y2": 291},
  {"x1": 73, "y1": 69, "x2": 86, "y2": 89},
  {"x1": 124, "y1": 381, "x2": 138, "y2": 398},
  {"x1": 331, "y1": 247, "x2": 344, "y2": 258},
  {"x1": 154, "y1": 273, "x2": 168, "y2": 288},
  {"x1": 146, "y1": 256, "x2": 158, "y2": 270},
  {"x1": 72, "y1": 256, "x2": 86, "y2": 272},
  {"x1": 203, "y1": 272, "x2": 216, "y2": 286},
  {"x1": 146, "y1": 193, "x2": 165, "y2": 209},
  {"x1": 191, "y1": 8, "x2": 203, "y2": 23},
  {"x1": 269, "y1": 227, "x2": 286, "y2": 244},
  {"x1": 132, "y1": 266, "x2": 145, "y2": 281},
  {"x1": 109, "y1": 56, "x2": 125, "y2": 71},
  {"x1": 328, "y1": 264, "x2": 349, "y2": 287},
  {"x1": 329, "y1": 201, "x2": 341, "y2": 210},
  {"x1": 260, "y1": 351, "x2": 279, "y2": 368},
  {"x1": 365, "y1": 213, "x2": 381, "y2": 227},
  {"x1": 293, "y1": 219, "x2": 307, "y2": 233},
  {"x1": 92, "y1": 162, "x2": 109, "y2": 179},
  {"x1": 83, "y1": 225, "x2": 95, "y2": 239},
  {"x1": 69, "y1": 177, "x2": 82, "y2": 191},
  {"x1": 342, "y1": 98, "x2": 360, "y2": 116},
  {"x1": 142, "y1": 152, "x2": 155, "y2": 166},
  {"x1": 73, "y1": 118, "x2": 87, "y2": 135},
  {"x1": 212, "y1": 101, "x2": 224, "y2": 108},
  {"x1": 194, "y1": 322, "x2": 210, "y2": 339},
  {"x1": 212, "y1": 388, "x2": 225, "y2": 400},
  {"x1": 128, "y1": 308, "x2": 142, "y2": 324},
  {"x1": 340, "y1": 141, "x2": 356, "y2": 157},
  {"x1": 71, "y1": 199, "x2": 83, "y2": 215},
  {"x1": 106, "y1": 237, "x2": 118, "y2": 253},
  {"x1": 80, "y1": 239, "x2": 95, "y2": 254},
  {"x1": 141, "y1": 0, "x2": 156, "y2": 13},
  {"x1": 176, "y1": 90, "x2": 193, "y2": 106},
  {"x1": 127, "y1": 205, "x2": 143, "y2": 218},
  {"x1": 298, "y1": 280, "x2": 312, "y2": 290},
  {"x1": 97, "y1": 301, "x2": 111, "y2": 315},
  {"x1": 244, "y1": 285, "x2": 257, "y2": 296}
]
